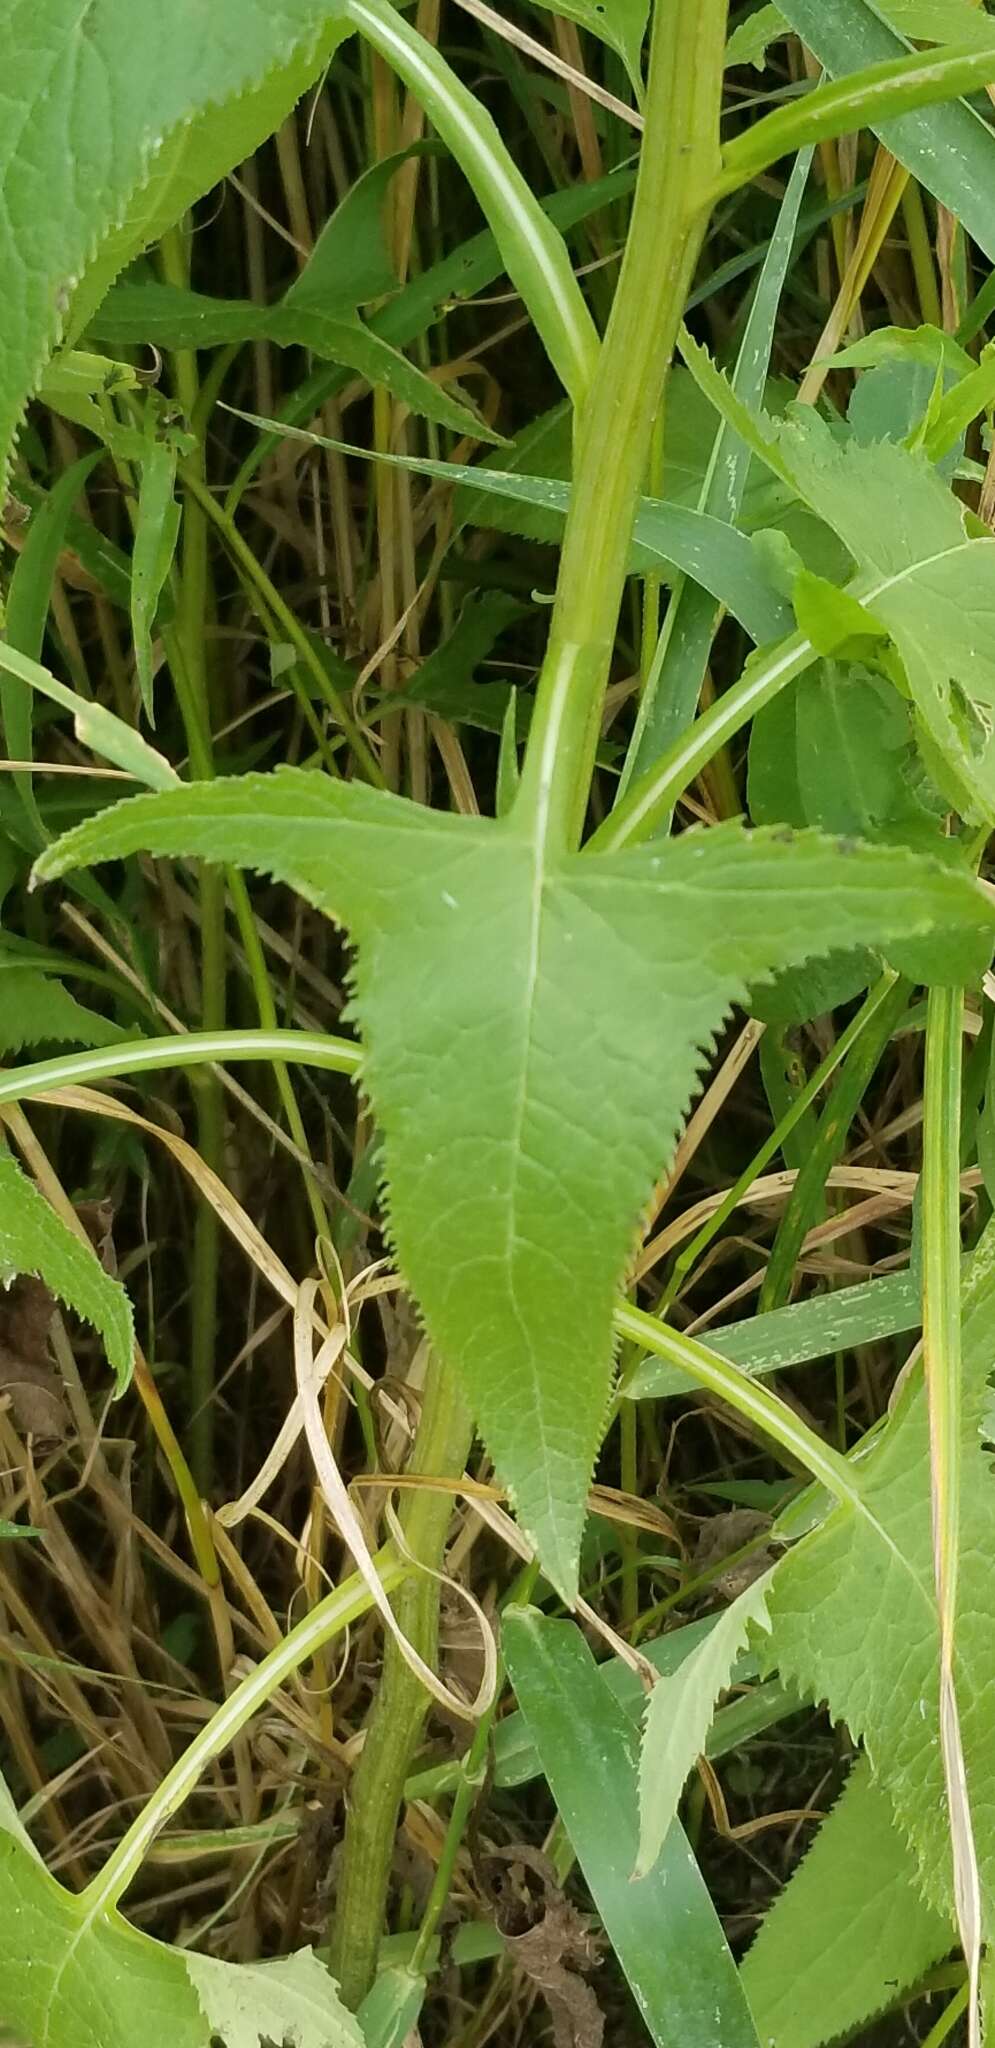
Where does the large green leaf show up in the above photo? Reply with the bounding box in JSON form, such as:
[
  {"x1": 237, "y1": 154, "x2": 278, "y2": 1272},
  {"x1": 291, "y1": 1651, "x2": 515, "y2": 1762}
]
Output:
[
  {"x1": 34, "y1": 772, "x2": 995, "y2": 1595},
  {"x1": 742, "y1": 1758, "x2": 953, "y2": 2048},
  {"x1": 0, "y1": 1146, "x2": 133, "y2": 1389},
  {"x1": 0, "y1": 1778, "x2": 362, "y2": 2048},
  {"x1": 503, "y1": 1608, "x2": 763, "y2": 2048},
  {"x1": 763, "y1": 1219, "x2": 995, "y2": 1933}
]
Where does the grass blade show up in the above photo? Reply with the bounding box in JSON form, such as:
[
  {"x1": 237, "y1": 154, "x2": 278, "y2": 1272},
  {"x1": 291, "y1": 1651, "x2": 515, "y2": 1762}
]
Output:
[{"x1": 503, "y1": 1609, "x2": 764, "y2": 2048}]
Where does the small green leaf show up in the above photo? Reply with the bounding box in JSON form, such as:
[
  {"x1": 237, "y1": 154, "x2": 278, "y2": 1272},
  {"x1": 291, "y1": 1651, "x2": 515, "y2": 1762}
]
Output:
[
  {"x1": 792, "y1": 574, "x2": 889, "y2": 659},
  {"x1": 33, "y1": 773, "x2": 995, "y2": 1595},
  {"x1": 522, "y1": 0, "x2": 648, "y2": 94},
  {"x1": 742, "y1": 1758, "x2": 953, "y2": 2048},
  {"x1": 503, "y1": 1609, "x2": 763, "y2": 2048},
  {"x1": 0, "y1": 1146, "x2": 133, "y2": 1391},
  {"x1": 131, "y1": 438, "x2": 181, "y2": 722},
  {"x1": 0, "y1": 964, "x2": 124, "y2": 1054},
  {"x1": 725, "y1": 4, "x2": 788, "y2": 68},
  {"x1": 636, "y1": 1572, "x2": 773, "y2": 1878},
  {"x1": 92, "y1": 279, "x2": 496, "y2": 442}
]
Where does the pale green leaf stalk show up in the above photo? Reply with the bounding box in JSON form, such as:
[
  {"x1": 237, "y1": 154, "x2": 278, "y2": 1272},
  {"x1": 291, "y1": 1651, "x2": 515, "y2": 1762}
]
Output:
[
  {"x1": 716, "y1": 40, "x2": 995, "y2": 200},
  {"x1": 923, "y1": 985, "x2": 983, "y2": 2044},
  {"x1": 0, "y1": 1559, "x2": 398, "y2": 2048}
]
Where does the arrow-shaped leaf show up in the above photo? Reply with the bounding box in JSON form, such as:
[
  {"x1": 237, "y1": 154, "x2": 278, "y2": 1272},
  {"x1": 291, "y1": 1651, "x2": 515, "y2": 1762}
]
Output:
[{"x1": 34, "y1": 771, "x2": 995, "y2": 1596}]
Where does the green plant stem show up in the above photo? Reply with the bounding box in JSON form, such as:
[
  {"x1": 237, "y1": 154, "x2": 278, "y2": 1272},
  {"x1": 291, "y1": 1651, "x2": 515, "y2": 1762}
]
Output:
[
  {"x1": 588, "y1": 626, "x2": 815, "y2": 852},
  {"x1": 330, "y1": 1353, "x2": 474, "y2": 2009},
  {"x1": 759, "y1": 975, "x2": 910, "y2": 1313},
  {"x1": 79, "y1": 1551, "x2": 408, "y2": 1916},
  {"x1": 923, "y1": 983, "x2": 982, "y2": 2036},
  {"x1": 0, "y1": 1031, "x2": 362, "y2": 1103},
  {"x1": 512, "y1": 0, "x2": 729, "y2": 854},
  {"x1": 613, "y1": 1302, "x2": 865, "y2": 1511}
]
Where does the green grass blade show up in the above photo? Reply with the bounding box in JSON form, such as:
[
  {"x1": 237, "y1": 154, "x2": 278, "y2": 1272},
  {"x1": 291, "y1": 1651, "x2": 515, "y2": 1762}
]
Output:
[
  {"x1": 503, "y1": 1610, "x2": 764, "y2": 2048},
  {"x1": 624, "y1": 1266, "x2": 924, "y2": 1399}
]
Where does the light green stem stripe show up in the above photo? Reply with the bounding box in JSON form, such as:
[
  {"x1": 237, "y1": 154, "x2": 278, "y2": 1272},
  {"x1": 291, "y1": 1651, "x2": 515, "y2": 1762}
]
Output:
[
  {"x1": 81, "y1": 1552, "x2": 409, "y2": 1917},
  {"x1": 0, "y1": 1029, "x2": 363, "y2": 1106}
]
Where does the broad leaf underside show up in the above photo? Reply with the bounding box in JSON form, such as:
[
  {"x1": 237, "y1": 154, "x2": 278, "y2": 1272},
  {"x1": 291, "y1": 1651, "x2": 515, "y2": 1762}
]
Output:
[{"x1": 35, "y1": 772, "x2": 995, "y2": 1595}]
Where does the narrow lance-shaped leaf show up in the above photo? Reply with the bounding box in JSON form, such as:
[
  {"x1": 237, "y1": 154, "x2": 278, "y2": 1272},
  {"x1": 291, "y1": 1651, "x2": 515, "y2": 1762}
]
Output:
[
  {"x1": 34, "y1": 771, "x2": 995, "y2": 1596},
  {"x1": 636, "y1": 1570, "x2": 773, "y2": 1878},
  {"x1": 131, "y1": 438, "x2": 181, "y2": 723}
]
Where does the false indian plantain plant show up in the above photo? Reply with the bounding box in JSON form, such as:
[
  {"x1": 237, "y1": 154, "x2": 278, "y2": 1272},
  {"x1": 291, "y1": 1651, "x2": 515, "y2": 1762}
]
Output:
[{"x1": 9, "y1": 1, "x2": 995, "y2": 2045}]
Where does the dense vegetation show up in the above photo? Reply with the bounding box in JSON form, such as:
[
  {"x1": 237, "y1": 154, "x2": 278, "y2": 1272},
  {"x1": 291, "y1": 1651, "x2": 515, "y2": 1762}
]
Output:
[{"x1": 6, "y1": 3, "x2": 995, "y2": 2044}]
